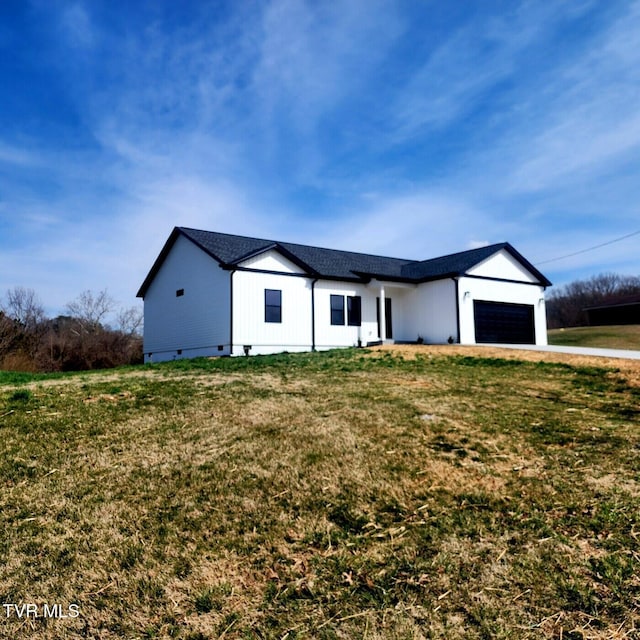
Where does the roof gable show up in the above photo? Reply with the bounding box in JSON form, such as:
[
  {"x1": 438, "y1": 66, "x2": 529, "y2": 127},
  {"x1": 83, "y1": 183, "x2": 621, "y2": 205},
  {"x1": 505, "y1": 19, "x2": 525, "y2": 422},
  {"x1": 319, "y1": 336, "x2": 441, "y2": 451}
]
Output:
[
  {"x1": 237, "y1": 247, "x2": 310, "y2": 274},
  {"x1": 401, "y1": 243, "x2": 551, "y2": 286},
  {"x1": 466, "y1": 248, "x2": 539, "y2": 283},
  {"x1": 400, "y1": 243, "x2": 508, "y2": 281}
]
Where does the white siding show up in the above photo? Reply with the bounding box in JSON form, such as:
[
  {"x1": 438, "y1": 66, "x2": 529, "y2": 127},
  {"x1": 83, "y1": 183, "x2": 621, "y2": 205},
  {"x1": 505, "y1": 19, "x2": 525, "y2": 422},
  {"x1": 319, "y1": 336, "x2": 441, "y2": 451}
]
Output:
[
  {"x1": 386, "y1": 288, "x2": 411, "y2": 341},
  {"x1": 402, "y1": 279, "x2": 458, "y2": 344},
  {"x1": 314, "y1": 281, "x2": 377, "y2": 349},
  {"x1": 466, "y1": 249, "x2": 538, "y2": 283},
  {"x1": 143, "y1": 235, "x2": 230, "y2": 362},
  {"x1": 238, "y1": 250, "x2": 306, "y2": 274},
  {"x1": 233, "y1": 271, "x2": 312, "y2": 355},
  {"x1": 233, "y1": 276, "x2": 385, "y2": 356},
  {"x1": 315, "y1": 281, "x2": 444, "y2": 348},
  {"x1": 457, "y1": 277, "x2": 547, "y2": 345}
]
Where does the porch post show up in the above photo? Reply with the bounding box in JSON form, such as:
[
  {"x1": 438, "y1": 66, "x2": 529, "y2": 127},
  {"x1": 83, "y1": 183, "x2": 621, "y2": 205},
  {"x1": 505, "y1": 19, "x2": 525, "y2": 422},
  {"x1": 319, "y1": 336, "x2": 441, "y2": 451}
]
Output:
[{"x1": 379, "y1": 284, "x2": 386, "y2": 341}]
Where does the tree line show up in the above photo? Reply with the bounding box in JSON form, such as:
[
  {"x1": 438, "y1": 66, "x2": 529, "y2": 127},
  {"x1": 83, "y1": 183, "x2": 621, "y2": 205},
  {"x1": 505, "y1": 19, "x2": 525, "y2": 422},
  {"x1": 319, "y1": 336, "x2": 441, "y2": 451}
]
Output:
[
  {"x1": 546, "y1": 273, "x2": 640, "y2": 329},
  {"x1": 0, "y1": 287, "x2": 142, "y2": 372}
]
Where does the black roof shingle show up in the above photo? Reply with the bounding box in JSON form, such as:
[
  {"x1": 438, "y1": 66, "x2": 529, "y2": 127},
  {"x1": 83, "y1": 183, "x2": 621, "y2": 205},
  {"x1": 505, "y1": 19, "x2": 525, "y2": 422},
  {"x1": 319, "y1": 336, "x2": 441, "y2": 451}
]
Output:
[{"x1": 137, "y1": 227, "x2": 551, "y2": 297}]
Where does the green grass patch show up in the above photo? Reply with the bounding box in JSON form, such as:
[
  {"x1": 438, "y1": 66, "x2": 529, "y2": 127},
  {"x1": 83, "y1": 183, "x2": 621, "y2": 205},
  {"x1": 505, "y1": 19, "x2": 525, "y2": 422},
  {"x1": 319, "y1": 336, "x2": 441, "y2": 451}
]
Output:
[{"x1": 548, "y1": 324, "x2": 640, "y2": 350}]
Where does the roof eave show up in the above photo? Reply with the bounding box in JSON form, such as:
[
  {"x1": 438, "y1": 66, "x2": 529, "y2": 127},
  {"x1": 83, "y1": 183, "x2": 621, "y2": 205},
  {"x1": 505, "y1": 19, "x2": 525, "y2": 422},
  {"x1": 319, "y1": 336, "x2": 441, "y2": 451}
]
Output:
[
  {"x1": 351, "y1": 271, "x2": 419, "y2": 284},
  {"x1": 416, "y1": 271, "x2": 460, "y2": 283},
  {"x1": 317, "y1": 273, "x2": 368, "y2": 283},
  {"x1": 137, "y1": 227, "x2": 182, "y2": 298}
]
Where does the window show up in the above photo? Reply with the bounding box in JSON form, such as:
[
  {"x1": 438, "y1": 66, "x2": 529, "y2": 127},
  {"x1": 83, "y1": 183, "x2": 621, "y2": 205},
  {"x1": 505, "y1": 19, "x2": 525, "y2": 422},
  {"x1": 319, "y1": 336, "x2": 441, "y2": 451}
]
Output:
[
  {"x1": 176, "y1": 288, "x2": 184, "y2": 297},
  {"x1": 347, "y1": 296, "x2": 361, "y2": 326},
  {"x1": 330, "y1": 294, "x2": 345, "y2": 325},
  {"x1": 331, "y1": 295, "x2": 360, "y2": 326},
  {"x1": 265, "y1": 289, "x2": 282, "y2": 323}
]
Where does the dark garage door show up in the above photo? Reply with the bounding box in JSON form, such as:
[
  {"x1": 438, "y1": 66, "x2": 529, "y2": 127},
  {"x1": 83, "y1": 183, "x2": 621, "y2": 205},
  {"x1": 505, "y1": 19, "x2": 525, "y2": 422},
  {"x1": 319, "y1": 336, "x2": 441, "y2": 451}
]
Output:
[{"x1": 473, "y1": 300, "x2": 535, "y2": 344}]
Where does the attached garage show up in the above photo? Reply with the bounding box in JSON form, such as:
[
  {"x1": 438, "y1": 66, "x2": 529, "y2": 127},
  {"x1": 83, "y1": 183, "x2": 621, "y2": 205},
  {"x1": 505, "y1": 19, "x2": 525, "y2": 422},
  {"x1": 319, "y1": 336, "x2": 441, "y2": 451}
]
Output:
[{"x1": 473, "y1": 300, "x2": 536, "y2": 344}]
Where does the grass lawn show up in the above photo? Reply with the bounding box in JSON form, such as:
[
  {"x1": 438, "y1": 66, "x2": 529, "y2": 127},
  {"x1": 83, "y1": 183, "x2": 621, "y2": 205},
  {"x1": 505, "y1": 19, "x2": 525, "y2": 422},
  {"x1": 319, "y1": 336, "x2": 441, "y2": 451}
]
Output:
[
  {"x1": 1, "y1": 348, "x2": 639, "y2": 639},
  {"x1": 549, "y1": 325, "x2": 640, "y2": 350}
]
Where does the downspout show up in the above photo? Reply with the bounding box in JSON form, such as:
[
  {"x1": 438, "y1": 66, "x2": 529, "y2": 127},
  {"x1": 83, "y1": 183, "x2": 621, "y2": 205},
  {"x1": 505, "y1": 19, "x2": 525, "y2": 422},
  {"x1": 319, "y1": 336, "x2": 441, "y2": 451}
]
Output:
[
  {"x1": 311, "y1": 278, "x2": 318, "y2": 351},
  {"x1": 229, "y1": 269, "x2": 236, "y2": 355},
  {"x1": 453, "y1": 277, "x2": 461, "y2": 344}
]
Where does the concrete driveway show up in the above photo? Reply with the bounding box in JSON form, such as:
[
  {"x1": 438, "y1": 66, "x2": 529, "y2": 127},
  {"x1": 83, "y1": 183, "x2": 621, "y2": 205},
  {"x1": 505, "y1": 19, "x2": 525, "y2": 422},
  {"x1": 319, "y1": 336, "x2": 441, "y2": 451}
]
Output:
[{"x1": 483, "y1": 344, "x2": 640, "y2": 360}]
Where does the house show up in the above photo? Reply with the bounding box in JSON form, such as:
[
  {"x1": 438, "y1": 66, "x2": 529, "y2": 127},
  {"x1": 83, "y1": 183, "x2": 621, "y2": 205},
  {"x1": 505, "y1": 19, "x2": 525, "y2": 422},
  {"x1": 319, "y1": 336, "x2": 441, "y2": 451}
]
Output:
[
  {"x1": 136, "y1": 227, "x2": 551, "y2": 362},
  {"x1": 585, "y1": 294, "x2": 640, "y2": 326}
]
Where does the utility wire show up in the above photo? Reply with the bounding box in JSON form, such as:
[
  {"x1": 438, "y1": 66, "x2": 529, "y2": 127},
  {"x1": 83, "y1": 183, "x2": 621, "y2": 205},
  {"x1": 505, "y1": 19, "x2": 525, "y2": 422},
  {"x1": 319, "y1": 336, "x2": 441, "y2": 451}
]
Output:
[{"x1": 535, "y1": 229, "x2": 640, "y2": 266}]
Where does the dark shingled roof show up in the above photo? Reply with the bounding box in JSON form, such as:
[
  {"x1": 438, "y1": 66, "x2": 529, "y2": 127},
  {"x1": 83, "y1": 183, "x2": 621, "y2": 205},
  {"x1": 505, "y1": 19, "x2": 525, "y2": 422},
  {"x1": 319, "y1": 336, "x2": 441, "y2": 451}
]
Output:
[
  {"x1": 401, "y1": 243, "x2": 515, "y2": 280},
  {"x1": 137, "y1": 227, "x2": 551, "y2": 297},
  {"x1": 179, "y1": 227, "x2": 412, "y2": 279}
]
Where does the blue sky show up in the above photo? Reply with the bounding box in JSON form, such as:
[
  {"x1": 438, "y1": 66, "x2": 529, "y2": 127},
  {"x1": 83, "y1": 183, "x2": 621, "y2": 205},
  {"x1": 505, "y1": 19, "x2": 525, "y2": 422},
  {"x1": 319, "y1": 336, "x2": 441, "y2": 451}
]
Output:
[{"x1": 1, "y1": 0, "x2": 639, "y2": 317}]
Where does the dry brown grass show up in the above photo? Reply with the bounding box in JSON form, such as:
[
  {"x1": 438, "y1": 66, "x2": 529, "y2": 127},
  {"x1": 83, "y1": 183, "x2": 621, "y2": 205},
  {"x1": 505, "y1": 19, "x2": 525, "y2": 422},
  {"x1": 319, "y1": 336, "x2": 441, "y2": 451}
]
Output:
[
  {"x1": 370, "y1": 342, "x2": 640, "y2": 386},
  {"x1": 1, "y1": 348, "x2": 639, "y2": 638}
]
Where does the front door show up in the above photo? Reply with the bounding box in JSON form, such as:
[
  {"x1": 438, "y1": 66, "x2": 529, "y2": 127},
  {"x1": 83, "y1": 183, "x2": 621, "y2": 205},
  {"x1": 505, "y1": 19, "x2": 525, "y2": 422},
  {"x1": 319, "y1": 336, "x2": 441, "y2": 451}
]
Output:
[{"x1": 376, "y1": 297, "x2": 393, "y2": 340}]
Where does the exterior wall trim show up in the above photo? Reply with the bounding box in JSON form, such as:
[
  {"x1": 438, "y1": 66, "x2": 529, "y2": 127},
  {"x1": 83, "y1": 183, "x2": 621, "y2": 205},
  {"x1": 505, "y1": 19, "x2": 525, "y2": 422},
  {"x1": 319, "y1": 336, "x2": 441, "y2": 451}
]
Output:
[
  {"x1": 228, "y1": 266, "x2": 312, "y2": 278},
  {"x1": 311, "y1": 278, "x2": 318, "y2": 351},
  {"x1": 454, "y1": 278, "x2": 461, "y2": 343},
  {"x1": 461, "y1": 273, "x2": 547, "y2": 287},
  {"x1": 222, "y1": 263, "x2": 364, "y2": 283},
  {"x1": 229, "y1": 270, "x2": 235, "y2": 356}
]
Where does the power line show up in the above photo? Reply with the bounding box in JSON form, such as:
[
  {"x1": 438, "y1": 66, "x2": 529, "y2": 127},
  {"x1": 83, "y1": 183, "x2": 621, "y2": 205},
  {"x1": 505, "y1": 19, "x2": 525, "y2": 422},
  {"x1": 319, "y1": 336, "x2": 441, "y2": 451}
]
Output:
[{"x1": 535, "y1": 229, "x2": 640, "y2": 266}]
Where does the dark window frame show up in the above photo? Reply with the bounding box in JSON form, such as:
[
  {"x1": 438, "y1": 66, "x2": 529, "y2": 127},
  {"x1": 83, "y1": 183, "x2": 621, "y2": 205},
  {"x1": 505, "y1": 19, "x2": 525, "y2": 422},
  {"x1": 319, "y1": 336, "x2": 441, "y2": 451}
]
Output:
[
  {"x1": 330, "y1": 294, "x2": 345, "y2": 325},
  {"x1": 265, "y1": 289, "x2": 282, "y2": 323},
  {"x1": 347, "y1": 295, "x2": 362, "y2": 326}
]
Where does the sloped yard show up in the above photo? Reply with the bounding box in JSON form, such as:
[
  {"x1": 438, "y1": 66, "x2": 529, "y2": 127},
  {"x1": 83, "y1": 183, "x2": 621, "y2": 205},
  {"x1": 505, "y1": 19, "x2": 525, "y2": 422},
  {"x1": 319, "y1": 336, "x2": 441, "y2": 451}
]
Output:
[
  {"x1": 548, "y1": 325, "x2": 640, "y2": 351},
  {"x1": 1, "y1": 347, "x2": 639, "y2": 638}
]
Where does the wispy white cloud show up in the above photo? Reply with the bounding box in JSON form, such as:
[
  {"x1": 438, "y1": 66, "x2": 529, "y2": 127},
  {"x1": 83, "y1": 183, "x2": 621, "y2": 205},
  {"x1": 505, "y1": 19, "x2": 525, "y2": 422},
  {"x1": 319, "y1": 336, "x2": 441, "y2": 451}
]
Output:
[
  {"x1": 507, "y1": 2, "x2": 640, "y2": 193},
  {"x1": 0, "y1": 161, "x2": 288, "y2": 315},
  {"x1": 253, "y1": 0, "x2": 401, "y2": 129},
  {"x1": 0, "y1": 141, "x2": 41, "y2": 167},
  {"x1": 311, "y1": 190, "x2": 500, "y2": 260},
  {"x1": 390, "y1": 2, "x2": 594, "y2": 139},
  {"x1": 59, "y1": 3, "x2": 95, "y2": 49}
]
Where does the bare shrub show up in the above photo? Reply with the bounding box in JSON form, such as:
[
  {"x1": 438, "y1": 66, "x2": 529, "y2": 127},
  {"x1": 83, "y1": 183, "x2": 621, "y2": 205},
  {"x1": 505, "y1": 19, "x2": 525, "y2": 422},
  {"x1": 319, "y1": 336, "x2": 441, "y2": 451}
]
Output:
[
  {"x1": 1, "y1": 288, "x2": 142, "y2": 372},
  {"x1": 1, "y1": 350, "x2": 40, "y2": 373}
]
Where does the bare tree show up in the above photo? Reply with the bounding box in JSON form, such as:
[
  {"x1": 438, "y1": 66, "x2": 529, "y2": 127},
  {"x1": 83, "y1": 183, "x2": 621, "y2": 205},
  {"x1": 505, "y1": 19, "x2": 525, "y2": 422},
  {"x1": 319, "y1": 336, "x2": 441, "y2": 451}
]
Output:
[
  {"x1": 57, "y1": 290, "x2": 143, "y2": 370},
  {"x1": 2, "y1": 286, "x2": 45, "y2": 332},
  {"x1": 65, "y1": 289, "x2": 115, "y2": 334},
  {"x1": 0, "y1": 311, "x2": 17, "y2": 360},
  {"x1": 116, "y1": 306, "x2": 143, "y2": 336},
  {"x1": 0, "y1": 287, "x2": 46, "y2": 366}
]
